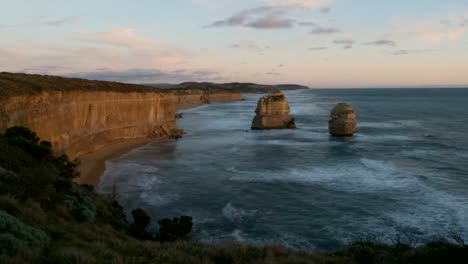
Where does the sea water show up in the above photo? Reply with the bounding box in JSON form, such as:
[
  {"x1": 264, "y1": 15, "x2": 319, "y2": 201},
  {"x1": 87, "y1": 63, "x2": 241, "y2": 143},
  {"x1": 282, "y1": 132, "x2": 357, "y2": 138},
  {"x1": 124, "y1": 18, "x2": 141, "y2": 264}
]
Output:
[{"x1": 97, "y1": 88, "x2": 468, "y2": 250}]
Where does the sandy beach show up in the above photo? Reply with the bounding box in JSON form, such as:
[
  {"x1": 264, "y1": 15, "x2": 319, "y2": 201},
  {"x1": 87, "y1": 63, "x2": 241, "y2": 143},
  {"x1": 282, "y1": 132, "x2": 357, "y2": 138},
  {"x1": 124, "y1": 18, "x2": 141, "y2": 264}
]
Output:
[{"x1": 76, "y1": 138, "x2": 155, "y2": 185}]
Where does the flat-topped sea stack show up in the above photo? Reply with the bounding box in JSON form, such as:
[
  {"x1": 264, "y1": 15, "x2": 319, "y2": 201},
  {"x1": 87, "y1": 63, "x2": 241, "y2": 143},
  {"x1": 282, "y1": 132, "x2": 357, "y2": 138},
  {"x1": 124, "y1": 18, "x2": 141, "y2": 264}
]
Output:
[
  {"x1": 251, "y1": 91, "x2": 296, "y2": 130},
  {"x1": 328, "y1": 103, "x2": 357, "y2": 136}
]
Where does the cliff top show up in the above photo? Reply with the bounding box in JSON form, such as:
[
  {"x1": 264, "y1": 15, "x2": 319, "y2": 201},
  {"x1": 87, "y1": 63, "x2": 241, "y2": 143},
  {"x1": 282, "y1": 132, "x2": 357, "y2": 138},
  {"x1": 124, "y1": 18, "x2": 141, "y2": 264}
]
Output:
[
  {"x1": 0, "y1": 72, "x2": 160, "y2": 97},
  {"x1": 0, "y1": 72, "x2": 308, "y2": 97},
  {"x1": 145, "y1": 82, "x2": 309, "y2": 93}
]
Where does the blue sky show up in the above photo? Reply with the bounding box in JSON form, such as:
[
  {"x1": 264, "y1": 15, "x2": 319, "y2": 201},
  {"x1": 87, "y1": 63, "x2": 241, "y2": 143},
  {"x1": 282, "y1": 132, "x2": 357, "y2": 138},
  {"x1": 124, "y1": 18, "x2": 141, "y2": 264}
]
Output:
[{"x1": 1, "y1": 0, "x2": 467, "y2": 87}]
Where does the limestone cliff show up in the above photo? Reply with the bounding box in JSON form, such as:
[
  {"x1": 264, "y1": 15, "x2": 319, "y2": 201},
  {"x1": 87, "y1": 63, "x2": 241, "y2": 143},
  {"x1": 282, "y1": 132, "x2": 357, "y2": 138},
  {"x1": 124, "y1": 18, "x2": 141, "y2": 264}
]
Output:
[
  {"x1": 171, "y1": 89, "x2": 242, "y2": 110},
  {"x1": 251, "y1": 91, "x2": 296, "y2": 130},
  {"x1": 328, "y1": 103, "x2": 357, "y2": 136},
  {"x1": 0, "y1": 73, "x2": 241, "y2": 159},
  {"x1": 0, "y1": 90, "x2": 177, "y2": 159}
]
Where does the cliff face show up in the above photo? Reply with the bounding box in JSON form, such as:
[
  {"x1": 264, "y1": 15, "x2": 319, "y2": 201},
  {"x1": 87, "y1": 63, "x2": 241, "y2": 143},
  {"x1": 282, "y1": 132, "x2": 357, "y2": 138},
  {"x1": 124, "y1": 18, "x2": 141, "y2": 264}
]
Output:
[
  {"x1": 251, "y1": 91, "x2": 296, "y2": 130},
  {"x1": 0, "y1": 91, "x2": 176, "y2": 159},
  {"x1": 171, "y1": 89, "x2": 242, "y2": 109},
  {"x1": 0, "y1": 73, "x2": 241, "y2": 159}
]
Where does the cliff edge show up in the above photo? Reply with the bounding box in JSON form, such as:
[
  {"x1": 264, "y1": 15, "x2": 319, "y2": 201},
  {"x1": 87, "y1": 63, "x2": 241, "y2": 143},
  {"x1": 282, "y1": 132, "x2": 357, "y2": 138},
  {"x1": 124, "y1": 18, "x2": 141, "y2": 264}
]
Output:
[{"x1": 0, "y1": 73, "x2": 241, "y2": 159}]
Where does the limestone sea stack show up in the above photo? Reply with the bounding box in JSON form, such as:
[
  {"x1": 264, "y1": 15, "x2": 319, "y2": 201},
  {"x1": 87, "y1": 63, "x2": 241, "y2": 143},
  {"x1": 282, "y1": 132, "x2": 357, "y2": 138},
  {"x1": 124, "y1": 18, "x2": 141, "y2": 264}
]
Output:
[
  {"x1": 328, "y1": 103, "x2": 357, "y2": 136},
  {"x1": 251, "y1": 91, "x2": 296, "y2": 130}
]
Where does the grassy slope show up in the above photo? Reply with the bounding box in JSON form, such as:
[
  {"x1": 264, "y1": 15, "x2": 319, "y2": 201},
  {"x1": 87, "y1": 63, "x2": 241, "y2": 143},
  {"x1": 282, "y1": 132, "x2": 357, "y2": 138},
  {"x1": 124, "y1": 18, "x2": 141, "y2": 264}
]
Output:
[{"x1": 0, "y1": 72, "x2": 306, "y2": 98}]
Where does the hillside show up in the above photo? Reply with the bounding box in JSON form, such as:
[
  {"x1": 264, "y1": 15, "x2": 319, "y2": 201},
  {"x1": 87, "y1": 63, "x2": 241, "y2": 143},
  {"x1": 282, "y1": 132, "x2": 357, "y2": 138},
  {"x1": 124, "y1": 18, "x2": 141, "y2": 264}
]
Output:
[
  {"x1": 145, "y1": 82, "x2": 309, "y2": 93},
  {"x1": 0, "y1": 72, "x2": 159, "y2": 97}
]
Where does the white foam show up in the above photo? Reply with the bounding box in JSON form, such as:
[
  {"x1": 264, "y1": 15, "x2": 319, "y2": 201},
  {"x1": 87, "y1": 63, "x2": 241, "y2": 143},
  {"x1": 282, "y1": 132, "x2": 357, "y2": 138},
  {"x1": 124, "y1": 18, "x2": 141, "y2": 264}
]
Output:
[{"x1": 222, "y1": 202, "x2": 257, "y2": 222}]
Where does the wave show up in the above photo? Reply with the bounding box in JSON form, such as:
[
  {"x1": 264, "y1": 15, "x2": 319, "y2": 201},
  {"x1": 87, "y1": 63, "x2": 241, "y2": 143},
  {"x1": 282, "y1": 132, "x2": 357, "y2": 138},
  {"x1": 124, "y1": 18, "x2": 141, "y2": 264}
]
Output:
[{"x1": 222, "y1": 202, "x2": 257, "y2": 222}]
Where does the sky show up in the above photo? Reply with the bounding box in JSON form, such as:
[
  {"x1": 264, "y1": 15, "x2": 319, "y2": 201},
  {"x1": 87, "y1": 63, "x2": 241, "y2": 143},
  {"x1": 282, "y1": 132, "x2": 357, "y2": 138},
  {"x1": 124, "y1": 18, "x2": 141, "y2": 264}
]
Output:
[{"x1": 0, "y1": 0, "x2": 467, "y2": 88}]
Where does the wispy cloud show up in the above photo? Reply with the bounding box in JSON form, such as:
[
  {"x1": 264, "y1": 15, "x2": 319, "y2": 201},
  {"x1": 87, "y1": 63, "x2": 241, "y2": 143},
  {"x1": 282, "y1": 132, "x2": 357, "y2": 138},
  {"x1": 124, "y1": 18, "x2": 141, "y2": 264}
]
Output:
[
  {"x1": 45, "y1": 16, "x2": 80, "y2": 26},
  {"x1": 364, "y1": 40, "x2": 397, "y2": 46},
  {"x1": 418, "y1": 27, "x2": 465, "y2": 43},
  {"x1": 264, "y1": 0, "x2": 333, "y2": 9},
  {"x1": 310, "y1": 26, "x2": 340, "y2": 34},
  {"x1": 309, "y1": 46, "x2": 328, "y2": 50},
  {"x1": 230, "y1": 41, "x2": 267, "y2": 52},
  {"x1": 333, "y1": 39, "x2": 354, "y2": 45},
  {"x1": 246, "y1": 16, "x2": 295, "y2": 29},
  {"x1": 208, "y1": 6, "x2": 295, "y2": 29},
  {"x1": 80, "y1": 28, "x2": 165, "y2": 50}
]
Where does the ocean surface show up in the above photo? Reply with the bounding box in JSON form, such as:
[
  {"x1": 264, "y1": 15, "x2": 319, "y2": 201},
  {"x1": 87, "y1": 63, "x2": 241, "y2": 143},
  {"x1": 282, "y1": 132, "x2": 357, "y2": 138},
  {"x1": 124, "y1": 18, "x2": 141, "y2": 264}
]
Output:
[{"x1": 98, "y1": 88, "x2": 468, "y2": 250}]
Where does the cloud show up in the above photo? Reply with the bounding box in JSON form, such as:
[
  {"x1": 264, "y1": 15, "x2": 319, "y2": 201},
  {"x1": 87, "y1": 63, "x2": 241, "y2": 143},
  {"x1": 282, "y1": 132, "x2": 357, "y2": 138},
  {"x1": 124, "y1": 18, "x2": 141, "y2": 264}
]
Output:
[
  {"x1": 418, "y1": 27, "x2": 465, "y2": 43},
  {"x1": 310, "y1": 26, "x2": 340, "y2": 34},
  {"x1": 231, "y1": 40, "x2": 270, "y2": 55},
  {"x1": 81, "y1": 28, "x2": 164, "y2": 50},
  {"x1": 333, "y1": 39, "x2": 354, "y2": 45},
  {"x1": 298, "y1": 21, "x2": 316, "y2": 26},
  {"x1": 246, "y1": 16, "x2": 294, "y2": 29},
  {"x1": 319, "y1": 7, "x2": 331, "y2": 14},
  {"x1": 264, "y1": 0, "x2": 333, "y2": 9},
  {"x1": 265, "y1": 71, "x2": 280, "y2": 76},
  {"x1": 66, "y1": 68, "x2": 224, "y2": 83},
  {"x1": 208, "y1": 1, "x2": 333, "y2": 29},
  {"x1": 45, "y1": 16, "x2": 80, "y2": 26},
  {"x1": 393, "y1": 50, "x2": 408, "y2": 56},
  {"x1": 364, "y1": 40, "x2": 397, "y2": 46},
  {"x1": 208, "y1": 6, "x2": 295, "y2": 29},
  {"x1": 309, "y1": 47, "x2": 328, "y2": 50},
  {"x1": 392, "y1": 49, "x2": 438, "y2": 56}
]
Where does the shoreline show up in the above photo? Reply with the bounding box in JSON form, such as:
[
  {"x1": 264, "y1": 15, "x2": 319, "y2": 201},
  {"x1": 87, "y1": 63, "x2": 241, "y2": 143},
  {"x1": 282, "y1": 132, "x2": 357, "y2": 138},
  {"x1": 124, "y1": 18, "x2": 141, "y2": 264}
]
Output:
[
  {"x1": 76, "y1": 138, "x2": 155, "y2": 185},
  {"x1": 75, "y1": 100, "x2": 249, "y2": 185}
]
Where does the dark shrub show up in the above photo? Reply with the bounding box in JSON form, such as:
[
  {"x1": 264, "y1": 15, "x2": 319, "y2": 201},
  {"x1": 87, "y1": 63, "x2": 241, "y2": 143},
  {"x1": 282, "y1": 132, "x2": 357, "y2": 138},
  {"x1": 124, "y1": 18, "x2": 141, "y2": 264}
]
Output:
[
  {"x1": 4, "y1": 126, "x2": 40, "y2": 144},
  {"x1": 158, "y1": 216, "x2": 193, "y2": 242},
  {"x1": 129, "y1": 208, "x2": 152, "y2": 240},
  {"x1": 132, "y1": 208, "x2": 151, "y2": 229},
  {"x1": 54, "y1": 177, "x2": 73, "y2": 192},
  {"x1": 53, "y1": 155, "x2": 79, "y2": 179},
  {"x1": 3, "y1": 127, "x2": 53, "y2": 162}
]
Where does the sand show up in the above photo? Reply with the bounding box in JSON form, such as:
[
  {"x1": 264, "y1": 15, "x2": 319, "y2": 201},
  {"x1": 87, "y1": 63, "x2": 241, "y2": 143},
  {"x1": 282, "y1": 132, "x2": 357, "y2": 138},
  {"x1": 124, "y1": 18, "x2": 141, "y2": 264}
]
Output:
[{"x1": 76, "y1": 138, "x2": 154, "y2": 185}]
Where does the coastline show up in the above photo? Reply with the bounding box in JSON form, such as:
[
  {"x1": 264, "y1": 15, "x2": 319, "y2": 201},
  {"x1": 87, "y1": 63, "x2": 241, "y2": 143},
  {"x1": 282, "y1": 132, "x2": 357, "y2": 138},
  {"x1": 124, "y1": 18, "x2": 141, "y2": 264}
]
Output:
[{"x1": 76, "y1": 138, "x2": 155, "y2": 185}]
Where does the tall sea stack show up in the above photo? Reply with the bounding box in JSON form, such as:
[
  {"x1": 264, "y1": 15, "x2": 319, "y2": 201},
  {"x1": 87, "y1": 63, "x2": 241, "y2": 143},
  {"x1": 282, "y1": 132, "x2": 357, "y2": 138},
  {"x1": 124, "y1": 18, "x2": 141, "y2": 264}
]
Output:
[
  {"x1": 251, "y1": 91, "x2": 296, "y2": 130},
  {"x1": 328, "y1": 103, "x2": 357, "y2": 136}
]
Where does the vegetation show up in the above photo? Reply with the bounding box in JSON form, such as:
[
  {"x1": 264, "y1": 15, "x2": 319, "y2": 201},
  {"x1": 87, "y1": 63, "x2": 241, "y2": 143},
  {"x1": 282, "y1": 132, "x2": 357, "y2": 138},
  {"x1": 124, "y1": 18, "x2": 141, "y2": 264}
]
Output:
[
  {"x1": 1, "y1": 127, "x2": 468, "y2": 263},
  {"x1": 0, "y1": 72, "x2": 307, "y2": 98}
]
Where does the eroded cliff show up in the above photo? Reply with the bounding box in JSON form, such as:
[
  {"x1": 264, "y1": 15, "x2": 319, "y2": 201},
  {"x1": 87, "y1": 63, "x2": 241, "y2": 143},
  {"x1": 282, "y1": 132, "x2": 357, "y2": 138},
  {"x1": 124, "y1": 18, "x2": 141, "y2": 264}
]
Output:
[
  {"x1": 251, "y1": 91, "x2": 296, "y2": 130},
  {"x1": 0, "y1": 73, "x2": 241, "y2": 159}
]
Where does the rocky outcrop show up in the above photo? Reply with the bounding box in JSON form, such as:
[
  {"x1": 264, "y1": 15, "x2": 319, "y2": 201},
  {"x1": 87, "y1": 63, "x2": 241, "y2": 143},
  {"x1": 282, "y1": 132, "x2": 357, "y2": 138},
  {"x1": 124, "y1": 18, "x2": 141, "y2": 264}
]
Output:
[
  {"x1": 328, "y1": 103, "x2": 357, "y2": 136},
  {"x1": 251, "y1": 91, "x2": 296, "y2": 130},
  {"x1": 0, "y1": 73, "x2": 242, "y2": 159}
]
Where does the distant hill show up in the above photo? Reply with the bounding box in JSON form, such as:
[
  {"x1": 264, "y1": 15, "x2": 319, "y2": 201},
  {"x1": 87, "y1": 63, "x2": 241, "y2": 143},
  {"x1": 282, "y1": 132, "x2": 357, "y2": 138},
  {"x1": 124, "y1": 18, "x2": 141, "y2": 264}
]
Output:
[{"x1": 144, "y1": 82, "x2": 309, "y2": 93}]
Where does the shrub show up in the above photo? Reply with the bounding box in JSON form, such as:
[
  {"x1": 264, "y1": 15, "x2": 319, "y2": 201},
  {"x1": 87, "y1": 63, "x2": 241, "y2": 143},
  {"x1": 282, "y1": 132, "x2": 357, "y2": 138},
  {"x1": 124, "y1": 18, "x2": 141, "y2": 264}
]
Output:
[
  {"x1": 64, "y1": 193, "x2": 97, "y2": 223},
  {"x1": 54, "y1": 177, "x2": 73, "y2": 192},
  {"x1": 4, "y1": 126, "x2": 40, "y2": 144},
  {"x1": 0, "y1": 210, "x2": 50, "y2": 255},
  {"x1": 53, "y1": 154, "x2": 79, "y2": 179},
  {"x1": 129, "y1": 208, "x2": 152, "y2": 240},
  {"x1": 157, "y1": 216, "x2": 193, "y2": 242},
  {"x1": 132, "y1": 208, "x2": 151, "y2": 229}
]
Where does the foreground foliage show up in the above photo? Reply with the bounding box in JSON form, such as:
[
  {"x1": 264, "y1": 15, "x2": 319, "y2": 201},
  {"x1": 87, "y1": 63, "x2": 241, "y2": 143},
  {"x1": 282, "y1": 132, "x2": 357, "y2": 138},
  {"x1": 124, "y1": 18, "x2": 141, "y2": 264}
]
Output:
[{"x1": 0, "y1": 127, "x2": 468, "y2": 263}]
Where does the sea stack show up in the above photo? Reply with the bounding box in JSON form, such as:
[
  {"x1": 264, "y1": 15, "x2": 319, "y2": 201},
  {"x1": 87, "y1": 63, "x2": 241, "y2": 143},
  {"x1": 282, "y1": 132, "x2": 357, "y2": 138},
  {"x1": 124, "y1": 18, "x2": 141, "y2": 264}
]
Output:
[
  {"x1": 328, "y1": 103, "x2": 357, "y2": 136},
  {"x1": 251, "y1": 91, "x2": 296, "y2": 130}
]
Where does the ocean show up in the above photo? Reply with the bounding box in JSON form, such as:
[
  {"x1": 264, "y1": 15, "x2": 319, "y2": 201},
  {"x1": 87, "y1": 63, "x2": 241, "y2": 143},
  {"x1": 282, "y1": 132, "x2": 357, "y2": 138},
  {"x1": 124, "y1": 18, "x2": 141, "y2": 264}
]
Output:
[{"x1": 97, "y1": 88, "x2": 468, "y2": 250}]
